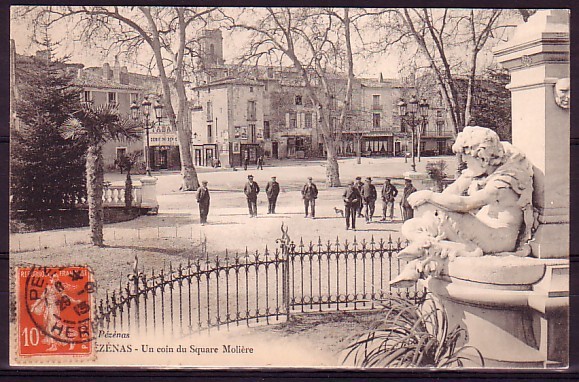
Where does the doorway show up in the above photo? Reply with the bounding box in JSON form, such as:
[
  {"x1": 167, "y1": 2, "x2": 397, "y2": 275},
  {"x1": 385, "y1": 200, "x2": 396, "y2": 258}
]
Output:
[{"x1": 272, "y1": 141, "x2": 279, "y2": 159}]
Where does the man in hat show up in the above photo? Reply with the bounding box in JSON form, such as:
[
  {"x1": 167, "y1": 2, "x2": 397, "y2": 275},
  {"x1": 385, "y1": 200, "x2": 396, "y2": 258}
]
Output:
[
  {"x1": 244, "y1": 175, "x2": 260, "y2": 217},
  {"x1": 401, "y1": 178, "x2": 417, "y2": 221},
  {"x1": 196, "y1": 180, "x2": 210, "y2": 225},
  {"x1": 361, "y1": 177, "x2": 378, "y2": 223},
  {"x1": 380, "y1": 178, "x2": 398, "y2": 222},
  {"x1": 265, "y1": 176, "x2": 280, "y2": 214},
  {"x1": 354, "y1": 176, "x2": 364, "y2": 218},
  {"x1": 343, "y1": 181, "x2": 361, "y2": 230},
  {"x1": 301, "y1": 177, "x2": 318, "y2": 218}
]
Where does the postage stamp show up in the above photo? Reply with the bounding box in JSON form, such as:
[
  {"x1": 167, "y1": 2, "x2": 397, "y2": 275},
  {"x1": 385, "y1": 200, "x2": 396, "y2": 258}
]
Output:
[{"x1": 17, "y1": 266, "x2": 94, "y2": 357}]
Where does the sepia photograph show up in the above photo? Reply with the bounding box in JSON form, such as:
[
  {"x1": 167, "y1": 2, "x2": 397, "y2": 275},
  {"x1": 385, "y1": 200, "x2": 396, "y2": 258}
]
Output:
[{"x1": 8, "y1": 6, "x2": 569, "y2": 369}]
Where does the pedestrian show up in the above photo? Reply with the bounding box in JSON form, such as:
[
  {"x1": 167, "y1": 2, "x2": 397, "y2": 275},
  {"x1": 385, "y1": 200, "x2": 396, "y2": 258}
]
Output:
[
  {"x1": 244, "y1": 175, "x2": 260, "y2": 217},
  {"x1": 196, "y1": 180, "x2": 210, "y2": 225},
  {"x1": 243, "y1": 152, "x2": 249, "y2": 171},
  {"x1": 256, "y1": 155, "x2": 264, "y2": 170},
  {"x1": 380, "y1": 178, "x2": 398, "y2": 222},
  {"x1": 343, "y1": 181, "x2": 361, "y2": 230},
  {"x1": 354, "y1": 176, "x2": 364, "y2": 218},
  {"x1": 265, "y1": 176, "x2": 280, "y2": 214},
  {"x1": 301, "y1": 177, "x2": 318, "y2": 218},
  {"x1": 361, "y1": 177, "x2": 377, "y2": 223},
  {"x1": 401, "y1": 178, "x2": 417, "y2": 221}
]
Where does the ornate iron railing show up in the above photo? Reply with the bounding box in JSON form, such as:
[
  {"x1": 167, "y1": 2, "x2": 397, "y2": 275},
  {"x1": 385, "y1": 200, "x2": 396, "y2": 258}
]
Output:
[{"x1": 94, "y1": 227, "x2": 423, "y2": 336}]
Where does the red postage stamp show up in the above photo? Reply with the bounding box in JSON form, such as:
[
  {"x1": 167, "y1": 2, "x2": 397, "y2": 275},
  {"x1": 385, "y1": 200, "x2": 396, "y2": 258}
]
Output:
[{"x1": 17, "y1": 266, "x2": 94, "y2": 357}]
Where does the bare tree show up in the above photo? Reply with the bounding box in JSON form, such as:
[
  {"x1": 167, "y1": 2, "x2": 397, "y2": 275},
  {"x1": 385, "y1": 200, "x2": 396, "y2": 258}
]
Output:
[
  {"x1": 232, "y1": 7, "x2": 364, "y2": 187},
  {"x1": 18, "y1": 6, "x2": 224, "y2": 190}
]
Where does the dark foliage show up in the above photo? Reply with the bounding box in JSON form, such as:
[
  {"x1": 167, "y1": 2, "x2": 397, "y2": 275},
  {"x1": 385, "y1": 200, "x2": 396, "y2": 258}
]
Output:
[
  {"x1": 11, "y1": 54, "x2": 87, "y2": 211},
  {"x1": 457, "y1": 67, "x2": 512, "y2": 142}
]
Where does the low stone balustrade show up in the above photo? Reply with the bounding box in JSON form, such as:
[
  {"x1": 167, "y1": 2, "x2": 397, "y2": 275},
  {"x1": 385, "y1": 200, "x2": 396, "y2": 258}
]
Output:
[{"x1": 76, "y1": 182, "x2": 143, "y2": 208}]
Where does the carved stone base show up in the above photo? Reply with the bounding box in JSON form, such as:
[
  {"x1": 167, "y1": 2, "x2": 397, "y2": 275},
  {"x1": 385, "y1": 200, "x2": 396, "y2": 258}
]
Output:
[
  {"x1": 530, "y1": 222, "x2": 569, "y2": 259},
  {"x1": 423, "y1": 256, "x2": 569, "y2": 367}
]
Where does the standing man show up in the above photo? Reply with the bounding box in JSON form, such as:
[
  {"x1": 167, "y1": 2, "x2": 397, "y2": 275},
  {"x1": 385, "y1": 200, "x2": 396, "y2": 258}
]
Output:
[
  {"x1": 256, "y1": 155, "x2": 264, "y2": 170},
  {"x1": 380, "y1": 178, "x2": 398, "y2": 222},
  {"x1": 343, "y1": 181, "x2": 361, "y2": 230},
  {"x1": 354, "y1": 176, "x2": 364, "y2": 218},
  {"x1": 265, "y1": 176, "x2": 280, "y2": 214},
  {"x1": 243, "y1": 151, "x2": 249, "y2": 171},
  {"x1": 196, "y1": 180, "x2": 210, "y2": 225},
  {"x1": 361, "y1": 177, "x2": 377, "y2": 223},
  {"x1": 301, "y1": 177, "x2": 318, "y2": 218},
  {"x1": 244, "y1": 175, "x2": 260, "y2": 217},
  {"x1": 401, "y1": 178, "x2": 417, "y2": 221}
]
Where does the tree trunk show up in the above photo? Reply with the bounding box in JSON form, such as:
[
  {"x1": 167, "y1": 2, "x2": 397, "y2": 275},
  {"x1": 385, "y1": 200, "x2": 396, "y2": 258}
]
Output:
[
  {"x1": 175, "y1": 80, "x2": 199, "y2": 191},
  {"x1": 325, "y1": 140, "x2": 341, "y2": 187},
  {"x1": 86, "y1": 143, "x2": 104, "y2": 246},
  {"x1": 125, "y1": 169, "x2": 132, "y2": 213}
]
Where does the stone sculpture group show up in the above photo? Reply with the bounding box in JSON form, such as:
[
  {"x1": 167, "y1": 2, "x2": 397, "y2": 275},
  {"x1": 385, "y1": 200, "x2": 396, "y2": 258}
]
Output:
[{"x1": 391, "y1": 126, "x2": 536, "y2": 288}]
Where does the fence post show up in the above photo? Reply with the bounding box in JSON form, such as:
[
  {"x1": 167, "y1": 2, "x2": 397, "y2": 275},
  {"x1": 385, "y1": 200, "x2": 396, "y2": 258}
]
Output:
[{"x1": 276, "y1": 223, "x2": 291, "y2": 322}]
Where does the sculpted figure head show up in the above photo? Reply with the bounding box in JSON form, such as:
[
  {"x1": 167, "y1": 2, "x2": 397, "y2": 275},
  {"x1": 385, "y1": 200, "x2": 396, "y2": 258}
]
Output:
[
  {"x1": 554, "y1": 77, "x2": 570, "y2": 109},
  {"x1": 452, "y1": 127, "x2": 505, "y2": 175}
]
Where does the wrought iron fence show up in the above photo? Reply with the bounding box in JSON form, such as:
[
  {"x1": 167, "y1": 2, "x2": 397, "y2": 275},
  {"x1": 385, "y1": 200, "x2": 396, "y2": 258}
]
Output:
[{"x1": 95, "y1": 229, "x2": 424, "y2": 336}]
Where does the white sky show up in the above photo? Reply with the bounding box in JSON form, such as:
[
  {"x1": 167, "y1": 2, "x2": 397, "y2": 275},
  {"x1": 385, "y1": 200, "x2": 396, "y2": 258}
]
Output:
[{"x1": 10, "y1": 7, "x2": 516, "y2": 81}]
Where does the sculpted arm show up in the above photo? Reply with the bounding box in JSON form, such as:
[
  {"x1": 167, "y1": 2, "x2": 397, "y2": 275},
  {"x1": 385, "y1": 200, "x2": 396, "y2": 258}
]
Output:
[{"x1": 409, "y1": 181, "x2": 499, "y2": 213}]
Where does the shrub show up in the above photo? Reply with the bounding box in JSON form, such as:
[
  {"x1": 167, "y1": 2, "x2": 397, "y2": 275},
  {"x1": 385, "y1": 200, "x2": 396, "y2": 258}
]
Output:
[{"x1": 341, "y1": 294, "x2": 484, "y2": 368}]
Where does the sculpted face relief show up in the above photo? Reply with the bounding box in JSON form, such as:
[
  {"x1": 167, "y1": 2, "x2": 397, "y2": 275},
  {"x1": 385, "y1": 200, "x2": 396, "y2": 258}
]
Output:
[{"x1": 554, "y1": 77, "x2": 570, "y2": 109}]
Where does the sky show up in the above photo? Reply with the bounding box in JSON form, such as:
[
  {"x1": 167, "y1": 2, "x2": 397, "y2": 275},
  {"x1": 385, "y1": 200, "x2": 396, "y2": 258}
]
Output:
[{"x1": 10, "y1": 7, "x2": 518, "y2": 81}]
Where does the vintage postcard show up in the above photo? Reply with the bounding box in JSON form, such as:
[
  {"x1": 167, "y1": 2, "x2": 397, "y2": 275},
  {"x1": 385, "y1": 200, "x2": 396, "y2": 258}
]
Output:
[{"x1": 8, "y1": 6, "x2": 569, "y2": 369}]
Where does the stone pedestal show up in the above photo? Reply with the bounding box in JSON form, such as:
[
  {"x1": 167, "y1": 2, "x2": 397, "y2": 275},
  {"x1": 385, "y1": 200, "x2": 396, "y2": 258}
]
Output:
[
  {"x1": 139, "y1": 176, "x2": 159, "y2": 214},
  {"x1": 423, "y1": 256, "x2": 568, "y2": 367},
  {"x1": 494, "y1": 10, "x2": 570, "y2": 259}
]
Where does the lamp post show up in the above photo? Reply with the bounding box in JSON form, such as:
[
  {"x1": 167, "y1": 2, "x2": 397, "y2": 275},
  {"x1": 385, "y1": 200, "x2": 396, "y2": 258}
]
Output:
[
  {"x1": 131, "y1": 95, "x2": 164, "y2": 177},
  {"x1": 398, "y1": 95, "x2": 429, "y2": 172}
]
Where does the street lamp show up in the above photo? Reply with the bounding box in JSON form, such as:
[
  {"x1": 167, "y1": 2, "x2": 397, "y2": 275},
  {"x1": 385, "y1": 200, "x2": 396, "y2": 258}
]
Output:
[
  {"x1": 398, "y1": 95, "x2": 429, "y2": 172},
  {"x1": 131, "y1": 95, "x2": 164, "y2": 177}
]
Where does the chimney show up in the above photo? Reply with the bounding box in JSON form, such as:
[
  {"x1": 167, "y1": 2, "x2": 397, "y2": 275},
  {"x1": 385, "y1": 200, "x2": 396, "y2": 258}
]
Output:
[
  {"x1": 121, "y1": 66, "x2": 129, "y2": 84},
  {"x1": 103, "y1": 63, "x2": 111, "y2": 80},
  {"x1": 379, "y1": 72, "x2": 384, "y2": 83},
  {"x1": 113, "y1": 55, "x2": 121, "y2": 83}
]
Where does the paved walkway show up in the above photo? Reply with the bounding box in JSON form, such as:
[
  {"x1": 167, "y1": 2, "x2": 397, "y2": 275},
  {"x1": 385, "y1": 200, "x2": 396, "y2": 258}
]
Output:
[{"x1": 11, "y1": 156, "x2": 456, "y2": 254}]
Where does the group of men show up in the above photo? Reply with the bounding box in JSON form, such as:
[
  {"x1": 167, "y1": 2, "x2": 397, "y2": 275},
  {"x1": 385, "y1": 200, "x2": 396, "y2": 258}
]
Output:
[
  {"x1": 341, "y1": 177, "x2": 416, "y2": 230},
  {"x1": 195, "y1": 174, "x2": 417, "y2": 228}
]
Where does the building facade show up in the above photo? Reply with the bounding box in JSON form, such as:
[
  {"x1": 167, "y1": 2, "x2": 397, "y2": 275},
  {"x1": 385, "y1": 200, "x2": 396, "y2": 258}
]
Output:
[{"x1": 188, "y1": 29, "x2": 455, "y2": 167}]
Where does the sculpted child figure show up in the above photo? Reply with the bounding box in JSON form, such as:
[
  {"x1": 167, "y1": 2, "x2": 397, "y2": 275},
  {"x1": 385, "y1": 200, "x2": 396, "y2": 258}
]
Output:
[{"x1": 390, "y1": 126, "x2": 536, "y2": 288}]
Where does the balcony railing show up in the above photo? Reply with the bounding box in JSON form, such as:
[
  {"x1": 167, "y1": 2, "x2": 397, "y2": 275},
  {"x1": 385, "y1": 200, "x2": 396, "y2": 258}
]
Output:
[{"x1": 371, "y1": 104, "x2": 383, "y2": 111}]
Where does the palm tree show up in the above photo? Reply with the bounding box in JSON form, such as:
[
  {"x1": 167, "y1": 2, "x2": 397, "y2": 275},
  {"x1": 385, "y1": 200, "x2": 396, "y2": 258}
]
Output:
[{"x1": 62, "y1": 104, "x2": 140, "y2": 246}]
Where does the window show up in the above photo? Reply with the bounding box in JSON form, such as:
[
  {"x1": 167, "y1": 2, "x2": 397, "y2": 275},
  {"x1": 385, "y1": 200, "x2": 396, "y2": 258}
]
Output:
[
  {"x1": 207, "y1": 125, "x2": 212, "y2": 139},
  {"x1": 421, "y1": 122, "x2": 428, "y2": 134},
  {"x1": 250, "y1": 86, "x2": 254, "y2": 93},
  {"x1": 247, "y1": 101, "x2": 257, "y2": 120},
  {"x1": 108, "y1": 92, "x2": 117, "y2": 105},
  {"x1": 206, "y1": 101, "x2": 212, "y2": 121},
  {"x1": 373, "y1": 113, "x2": 381, "y2": 128},
  {"x1": 436, "y1": 110, "x2": 443, "y2": 118},
  {"x1": 372, "y1": 94, "x2": 381, "y2": 108},
  {"x1": 437, "y1": 120, "x2": 445, "y2": 135},
  {"x1": 267, "y1": 67, "x2": 274, "y2": 78},
  {"x1": 130, "y1": 93, "x2": 138, "y2": 103},
  {"x1": 264, "y1": 121, "x2": 271, "y2": 139},
  {"x1": 295, "y1": 95, "x2": 302, "y2": 106},
  {"x1": 289, "y1": 113, "x2": 297, "y2": 129},
  {"x1": 304, "y1": 113, "x2": 313, "y2": 129},
  {"x1": 400, "y1": 119, "x2": 406, "y2": 133},
  {"x1": 83, "y1": 91, "x2": 92, "y2": 103}
]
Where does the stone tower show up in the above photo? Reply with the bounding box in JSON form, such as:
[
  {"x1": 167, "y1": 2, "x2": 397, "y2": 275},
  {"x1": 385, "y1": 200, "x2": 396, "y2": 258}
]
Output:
[{"x1": 201, "y1": 29, "x2": 224, "y2": 66}]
